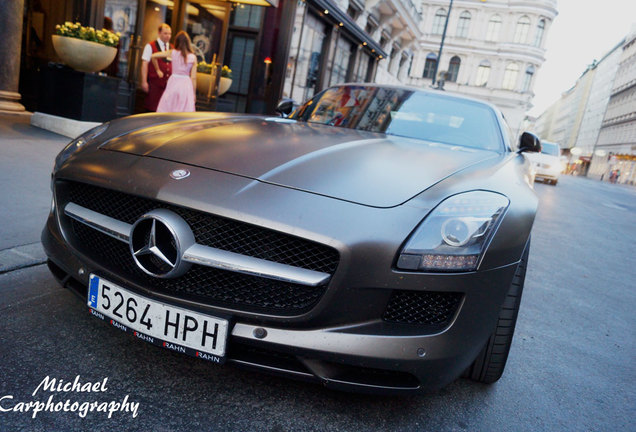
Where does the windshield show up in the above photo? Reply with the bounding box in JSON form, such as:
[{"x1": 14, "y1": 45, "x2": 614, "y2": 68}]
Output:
[
  {"x1": 541, "y1": 142, "x2": 560, "y2": 156},
  {"x1": 291, "y1": 86, "x2": 503, "y2": 151}
]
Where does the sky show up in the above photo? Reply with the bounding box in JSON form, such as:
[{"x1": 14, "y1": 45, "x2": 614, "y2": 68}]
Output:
[{"x1": 528, "y1": 0, "x2": 636, "y2": 117}]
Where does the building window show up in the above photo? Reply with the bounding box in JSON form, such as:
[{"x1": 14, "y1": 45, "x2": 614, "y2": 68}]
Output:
[
  {"x1": 389, "y1": 45, "x2": 399, "y2": 73},
  {"x1": 380, "y1": 34, "x2": 389, "y2": 48},
  {"x1": 366, "y1": 21, "x2": 377, "y2": 36},
  {"x1": 448, "y1": 56, "x2": 460, "y2": 82},
  {"x1": 284, "y1": 9, "x2": 328, "y2": 102},
  {"x1": 432, "y1": 9, "x2": 447, "y2": 35},
  {"x1": 399, "y1": 53, "x2": 409, "y2": 78},
  {"x1": 523, "y1": 65, "x2": 535, "y2": 92},
  {"x1": 226, "y1": 35, "x2": 256, "y2": 112},
  {"x1": 456, "y1": 11, "x2": 471, "y2": 38},
  {"x1": 330, "y1": 36, "x2": 353, "y2": 85},
  {"x1": 475, "y1": 60, "x2": 491, "y2": 86},
  {"x1": 503, "y1": 63, "x2": 519, "y2": 90},
  {"x1": 486, "y1": 15, "x2": 502, "y2": 42},
  {"x1": 534, "y1": 19, "x2": 546, "y2": 47},
  {"x1": 231, "y1": 3, "x2": 263, "y2": 29},
  {"x1": 353, "y1": 51, "x2": 371, "y2": 82},
  {"x1": 423, "y1": 53, "x2": 437, "y2": 79},
  {"x1": 347, "y1": 4, "x2": 361, "y2": 21},
  {"x1": 514, "y1": 16, "x2": 531, "y2": 43}
]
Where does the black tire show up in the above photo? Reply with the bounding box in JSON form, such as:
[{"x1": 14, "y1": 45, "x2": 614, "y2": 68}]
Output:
[
  {"x1": 552, "y1": 179, "x2": 558, "y2": 186},
  {"x1": 464, "y1": 240, "x2": 529, "y2": 384}
]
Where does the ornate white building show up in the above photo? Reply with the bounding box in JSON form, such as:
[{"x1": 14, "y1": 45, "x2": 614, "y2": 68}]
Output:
[
  {"x1": 282, "y1": 0, "x2": 557, "y2": 133},
  {"x1": 407, "y1": 0, "x2": 558, "y2": 131}
]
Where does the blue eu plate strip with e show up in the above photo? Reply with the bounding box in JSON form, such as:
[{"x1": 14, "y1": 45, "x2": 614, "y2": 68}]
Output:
[{"x1": 88, "y1": 275, "x2": 99, "y2": 308}]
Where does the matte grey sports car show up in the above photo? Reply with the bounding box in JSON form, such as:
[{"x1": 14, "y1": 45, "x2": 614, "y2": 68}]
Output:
[{"x1": 43, "y1": 84, "x2": 541, "y2": 393}]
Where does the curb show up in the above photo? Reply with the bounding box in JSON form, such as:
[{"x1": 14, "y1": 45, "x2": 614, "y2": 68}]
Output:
[
  {"x1": 30, "y1": 112, "x2": 101, "y2": 139},
  {"x1": 0, "y1": 243, "x2": 47, "y2": 274}
]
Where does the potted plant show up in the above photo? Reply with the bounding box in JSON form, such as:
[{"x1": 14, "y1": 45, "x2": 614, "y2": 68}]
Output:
[
  {"x1": 219, "y1": 65, "x2": 233, "y2": 95},
  {"x1": 52, "y1": 22, "x2": 120, "y2": 73},
  {"x1": 196, "y1": 62, "x2": 232, "y2": 96}
]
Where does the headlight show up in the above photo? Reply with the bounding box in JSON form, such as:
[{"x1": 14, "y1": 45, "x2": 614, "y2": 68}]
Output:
[
  {"x1": 53, "y1": 123, "x2": 109, "y2": 172},
  {"x1": 397, "y1": 191, "x2": 509, "y2": 272}
]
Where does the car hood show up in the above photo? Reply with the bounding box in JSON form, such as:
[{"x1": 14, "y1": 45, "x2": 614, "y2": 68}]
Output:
[{"x1": 101, "y1": 116, "x2": 500, "y2": 208}]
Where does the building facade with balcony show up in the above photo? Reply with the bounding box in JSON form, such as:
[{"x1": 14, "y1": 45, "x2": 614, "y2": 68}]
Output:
[
  {"x1": 407, "y1": 0, "x2": 558, "y2": 132},
  {"x1": 359, "y1": 0, "x2": 424, "y2": 85},
  {"x1": 7, "y1": 0, "x2": 553, "y2": 125},
  {"x1": 589, "y1": 30, "x2": 636, "y2": 185},
  {"x1": 535, "y1": 41, "x2": 623, "y2": 157},
  {"x1": 10, "y1": 0, "x2": 424, "y2": 120},
  {"x1": 281, "y1": 0, "x2": 424, "y2": 102},
  {"x1": 550, "y1": 65, "x2": 596, "y2": 151},
  {"x1": 574, "y1": 42, "x2": 623, "y2": 155},
  {"x1": 533, "y1": 28, "x2": 636, "y2": 181}
]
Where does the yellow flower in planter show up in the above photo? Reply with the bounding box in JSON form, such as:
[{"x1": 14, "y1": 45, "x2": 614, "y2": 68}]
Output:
[
  {"x1": 221, "y1": 65, "x2": 232, "y2": 79},
  {"x1": 196, "y1": 61, "x2": 213, "y2": 74},
  {"x1": 55, "y1": 21, "x2": 119, "y2": 47}
]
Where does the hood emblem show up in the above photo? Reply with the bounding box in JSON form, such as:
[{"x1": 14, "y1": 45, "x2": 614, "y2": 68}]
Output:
[
  {"x1": 129, "y1": 209, "x2": 194, "y2": 278},
  {"x1": 170, "y1": 169, "x2": 190, "y2": 180}
]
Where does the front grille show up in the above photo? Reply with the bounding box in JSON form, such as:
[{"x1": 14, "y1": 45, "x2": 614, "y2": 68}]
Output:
[
  {"x1": 57, "y1": 180, "x2": 339, "y2": 315},
  {"x1": 383, "y1": 290, "x2": 463, "y2": 326},
  {"x1": 61, "y1": 180, "x2": 339, "y2": 274}
]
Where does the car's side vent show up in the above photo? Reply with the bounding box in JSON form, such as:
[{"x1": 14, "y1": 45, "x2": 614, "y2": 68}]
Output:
[{"x1": 382, "y1": 290, "x2": 463, "y2": 326}]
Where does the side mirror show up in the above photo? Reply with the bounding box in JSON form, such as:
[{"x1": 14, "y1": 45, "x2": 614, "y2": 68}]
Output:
[
  {"x1": 275, "y1": 98, "x2": 295, "y2": 117},
  {"x1": 518, "y1": 132, "x2": 541, "y2": 153}
]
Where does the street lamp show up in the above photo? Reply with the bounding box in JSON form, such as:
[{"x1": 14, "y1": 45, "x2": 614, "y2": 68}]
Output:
[{"x1": 431, "y1": 0, "x2": 453, "y2": 88}]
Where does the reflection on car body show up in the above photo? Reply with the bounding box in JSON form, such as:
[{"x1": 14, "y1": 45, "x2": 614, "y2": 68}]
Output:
[{"x1": 43, "y1": 84, "x2": 540, "y2": 394}]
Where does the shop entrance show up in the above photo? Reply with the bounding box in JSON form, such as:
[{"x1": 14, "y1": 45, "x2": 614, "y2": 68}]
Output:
[{"x1": 104, "y1": 0, "x2": 231, "y2": 114}]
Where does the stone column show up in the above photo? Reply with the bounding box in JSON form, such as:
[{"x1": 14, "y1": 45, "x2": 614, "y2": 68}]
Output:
[{"x1": 0, "y1": 0, "x2": 26, "y2": 114}]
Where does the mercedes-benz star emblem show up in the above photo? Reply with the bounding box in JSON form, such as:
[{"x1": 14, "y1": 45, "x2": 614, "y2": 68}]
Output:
[
  {"x1": 170, "y1": 169, "x2": 190, "y2": 180},
  {"x1": 129, "y1": 209, "x2": 195, "y2": 278}
]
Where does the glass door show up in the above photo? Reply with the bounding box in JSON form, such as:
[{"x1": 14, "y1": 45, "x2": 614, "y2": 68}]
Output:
[
  {"x1": 284, "y1": 8, "x2": 328, "y2": 103},
  {"x1": 299, "y1": 13, "x2": 327, "y2": 101},
  {"x1": 223, "y1": 4, "x2": 265, "y2": 113},
  {"x1": 181, "y1": 0, "x2": 231, "y2": 103},
  {"x1": 104, "y1": 0, "x2": 140, "y2": 79},
  {"x1": 138, "y1": 0, "x2": 176, "y2": 81}
]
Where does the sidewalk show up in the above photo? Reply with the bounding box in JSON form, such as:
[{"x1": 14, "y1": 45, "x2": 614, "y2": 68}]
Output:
[
  {"x1": 570, "y1": 171, "x2": 635, "y2": 189},
  {"x1": 0, "y1": 114, "x2": 69, "y2": 272}
]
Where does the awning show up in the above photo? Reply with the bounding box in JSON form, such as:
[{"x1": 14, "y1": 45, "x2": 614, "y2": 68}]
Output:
[
  {"x1": 308, "y1": 0, "x2": 388, "y2": 59},
  {"x1": 230, "y1": 0, "x2": 278, "y2": 6}
]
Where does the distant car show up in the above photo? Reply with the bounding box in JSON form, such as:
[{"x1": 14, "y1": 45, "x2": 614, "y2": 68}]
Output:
[
  {"x1": 43, "y1": 84, "x2": 541, "y2": 394},
  {"x1": 526, "y1": 140, "x2": 561, "y2": 185}
]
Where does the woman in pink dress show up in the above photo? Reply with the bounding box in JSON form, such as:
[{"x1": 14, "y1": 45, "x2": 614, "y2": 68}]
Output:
[{"x1": 151, "y1": 31, "x2": 196, "y2": 112}]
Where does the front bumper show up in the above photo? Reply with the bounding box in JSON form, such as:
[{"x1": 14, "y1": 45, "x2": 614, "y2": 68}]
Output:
[
  {"x1": 43, "y1": 208, "x2": 520, "y2": 394},
  {"x1": 533, "y1": 165, "x2": 561, "y2": 182}
]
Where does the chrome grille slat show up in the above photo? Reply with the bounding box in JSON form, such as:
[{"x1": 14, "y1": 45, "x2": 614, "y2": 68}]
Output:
[
  {"x1": 64, "y1": 202, "x2": 330, "y2": 287},
  {"x1": 56, "y1": 180, "x2": 340, "y2": 316}
]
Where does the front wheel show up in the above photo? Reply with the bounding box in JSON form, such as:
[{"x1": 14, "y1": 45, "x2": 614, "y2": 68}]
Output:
[{"x1": 464, "y1": 240, "x2": 529, "y2": 384}]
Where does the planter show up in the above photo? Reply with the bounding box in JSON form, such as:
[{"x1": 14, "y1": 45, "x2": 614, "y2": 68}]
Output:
[
  {"x1": 218, "y1": 77, "x2": 232, "y2": 95},
  {"x1": 41, "y1": 64, "x2": 120, "y2": 122},
  {"x1": 51, "y1": 35, "x2": 117, "y2": 73},
  {"x1": 196, "y1": 72, "x2": 213, "y2": 95},
  {"x1": 196, "y1": 73, "x2": 232, "y2": 96}
]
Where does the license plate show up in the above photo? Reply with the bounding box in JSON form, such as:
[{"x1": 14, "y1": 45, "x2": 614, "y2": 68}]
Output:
[{"x1": 87, "y1": 274, "x2": 228, "y2": 363}]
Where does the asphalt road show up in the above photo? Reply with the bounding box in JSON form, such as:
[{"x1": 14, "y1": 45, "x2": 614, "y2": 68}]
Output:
[{"x1": 1, "y1": 172, "x2": 634, "y2": 431}]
